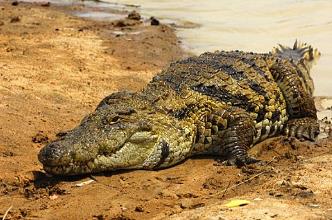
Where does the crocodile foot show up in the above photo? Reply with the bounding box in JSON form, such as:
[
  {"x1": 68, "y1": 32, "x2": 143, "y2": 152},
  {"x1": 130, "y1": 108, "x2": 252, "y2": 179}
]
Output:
[{"x1": 223, "y1": 155, "x2": 260, "y2": 167}]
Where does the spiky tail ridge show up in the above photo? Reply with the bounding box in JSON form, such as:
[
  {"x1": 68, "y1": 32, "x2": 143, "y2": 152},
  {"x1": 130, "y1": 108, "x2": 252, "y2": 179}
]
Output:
[{"x1": 272, "y1": 40, "x2": 320, "y2": 70}]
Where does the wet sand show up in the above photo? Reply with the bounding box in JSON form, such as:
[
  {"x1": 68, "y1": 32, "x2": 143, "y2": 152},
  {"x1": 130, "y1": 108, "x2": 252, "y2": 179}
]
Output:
[{"x1": 0, "y1": 1, "x2": 332, "y2": 219}]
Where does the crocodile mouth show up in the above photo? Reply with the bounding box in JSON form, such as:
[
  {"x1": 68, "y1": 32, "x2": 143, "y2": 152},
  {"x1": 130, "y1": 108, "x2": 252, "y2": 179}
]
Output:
[
  {"x1": 42, "y1": 160, "x2": 96, "y2": 175},
  {"x1": 42, "y1": 154, "x2": 122, "y2": 175},
  {"x1": 38, "y1": 133, "x2": 131, "y2": 175},
  {"x1": 39, "y1": 130, "x2": 163, "y2": 175},
  {"x1": 38, "y1": 142, "x2": 95, "y2": 175}
]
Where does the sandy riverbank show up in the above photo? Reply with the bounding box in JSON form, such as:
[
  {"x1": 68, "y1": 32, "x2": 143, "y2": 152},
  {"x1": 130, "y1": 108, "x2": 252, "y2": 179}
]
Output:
[
  {"x1": 0, "y1": 1, "x2": 332, "y2": 219},
  {"x1": 0, "y1": 0, "x2": 184, "y2": 179}
]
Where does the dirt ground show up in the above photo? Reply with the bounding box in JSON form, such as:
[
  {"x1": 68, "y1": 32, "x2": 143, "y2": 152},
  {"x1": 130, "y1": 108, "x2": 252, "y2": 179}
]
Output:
[{"x1": 0, "y1": 1, "x2": 331, "y2": 220}]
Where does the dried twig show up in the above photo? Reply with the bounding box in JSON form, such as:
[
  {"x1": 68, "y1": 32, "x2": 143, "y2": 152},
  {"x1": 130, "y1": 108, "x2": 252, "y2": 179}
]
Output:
[
  {"x1": 218, "y1": 170, "x2": 268, "y2": 199},
  {"x1": 2, "y1": 205, "x2": 12, "y2": 220},
  {"x1": 217, "y1": 156, "x2": 277, "y2": 198},
  {"x1": 220, "y1": 181, "x2": 232, "y2": 198},
  {"x1": 88, "y1": 175, "x2": 114, "y2": 192}
]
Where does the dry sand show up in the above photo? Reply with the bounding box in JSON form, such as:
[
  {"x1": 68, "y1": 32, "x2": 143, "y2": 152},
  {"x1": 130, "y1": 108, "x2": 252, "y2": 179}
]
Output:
[{"x1": 0, "y1": 1, "x2": 331, "y2": 219}]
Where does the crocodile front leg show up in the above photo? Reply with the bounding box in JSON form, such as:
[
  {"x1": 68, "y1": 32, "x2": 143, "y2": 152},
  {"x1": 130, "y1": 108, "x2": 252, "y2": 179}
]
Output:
[
  {"x1": 269, "y1": 59, "x2": 319, "y2": 141},
  {"x1": 193, "y1": 106, "x2": 259, "y2": 166},
  {"x1": 220, "y1": 107, "x2": 259, "y2": 166}
]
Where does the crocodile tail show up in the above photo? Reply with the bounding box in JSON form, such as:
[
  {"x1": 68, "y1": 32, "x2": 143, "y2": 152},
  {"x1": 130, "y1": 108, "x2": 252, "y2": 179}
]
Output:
[{"x1": 272, "y1": 40, "x2": 321, "y2": 71}]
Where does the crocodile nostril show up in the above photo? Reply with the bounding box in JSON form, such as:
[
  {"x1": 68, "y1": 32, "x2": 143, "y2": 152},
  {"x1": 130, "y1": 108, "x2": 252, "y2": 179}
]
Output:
[{"x1": 38, "y1": 142, "x2": 63, "y2": 165}]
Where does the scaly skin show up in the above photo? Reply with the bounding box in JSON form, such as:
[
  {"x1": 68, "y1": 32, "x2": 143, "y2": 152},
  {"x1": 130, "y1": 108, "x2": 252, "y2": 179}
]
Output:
[{"x1": 38, "y1": 41, "x2": 321, "y2": 175}]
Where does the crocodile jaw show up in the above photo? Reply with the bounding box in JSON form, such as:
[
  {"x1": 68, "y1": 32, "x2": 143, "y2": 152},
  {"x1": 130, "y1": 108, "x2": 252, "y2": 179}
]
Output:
[{"x1": 38, "y1": 130, "x2": 168, "y2": 175}]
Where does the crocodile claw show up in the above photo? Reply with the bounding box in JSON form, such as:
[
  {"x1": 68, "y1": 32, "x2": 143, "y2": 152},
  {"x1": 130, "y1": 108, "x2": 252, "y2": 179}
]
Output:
[{"x1": 223, "y1": 156, "x2": 260, "y2": 167}]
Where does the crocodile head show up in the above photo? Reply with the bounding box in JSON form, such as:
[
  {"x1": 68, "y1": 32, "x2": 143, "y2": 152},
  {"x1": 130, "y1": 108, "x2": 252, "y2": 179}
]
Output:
[{"x1": 38, "y1": 99, "x2": 175, "y2": 176}]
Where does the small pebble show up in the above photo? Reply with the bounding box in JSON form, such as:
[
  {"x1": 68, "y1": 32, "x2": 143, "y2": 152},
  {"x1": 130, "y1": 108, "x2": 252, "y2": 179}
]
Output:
[
  {"x1": 150, "y1": 17, "x2": 160, "y2": 26},
  {"x1": 10, "y1": 16, "x2": 20, "y2": 23},
  {"x1": 127, "y1": 11, "x2": 141, "y2": 20},
  {"x1": 41, "y1": 2, "x2": 50, "y2": 7},
  {"x1": 135, "y1": 206, "x2": 144, "y2": 212}
]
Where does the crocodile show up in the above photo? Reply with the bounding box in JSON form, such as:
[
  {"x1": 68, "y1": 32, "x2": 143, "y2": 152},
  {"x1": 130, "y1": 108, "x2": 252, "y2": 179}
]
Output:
[{"x1": 38, "y1": 41, "x2": 321, "y2": 175}]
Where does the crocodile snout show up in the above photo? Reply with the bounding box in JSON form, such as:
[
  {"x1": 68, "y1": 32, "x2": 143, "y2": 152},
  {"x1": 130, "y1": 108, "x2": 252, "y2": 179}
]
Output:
[{"x1": 38, "y1": 141, "x2": 71, "y2": 167}]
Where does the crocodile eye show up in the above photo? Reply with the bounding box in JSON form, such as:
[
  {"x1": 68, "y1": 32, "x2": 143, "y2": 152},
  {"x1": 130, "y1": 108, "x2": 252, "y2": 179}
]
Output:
[
  {"x1": 110, "y1": 116, "x2": 120, "y2": 124},
  {"x1": 104, "y1": 114, "x2": 122, "y2": 125}
]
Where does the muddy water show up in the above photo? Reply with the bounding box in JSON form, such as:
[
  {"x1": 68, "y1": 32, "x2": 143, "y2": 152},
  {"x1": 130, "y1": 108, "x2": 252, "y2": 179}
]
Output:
[{"x1": 18, "y1": 0, "x2": 332, "y2": 95}]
